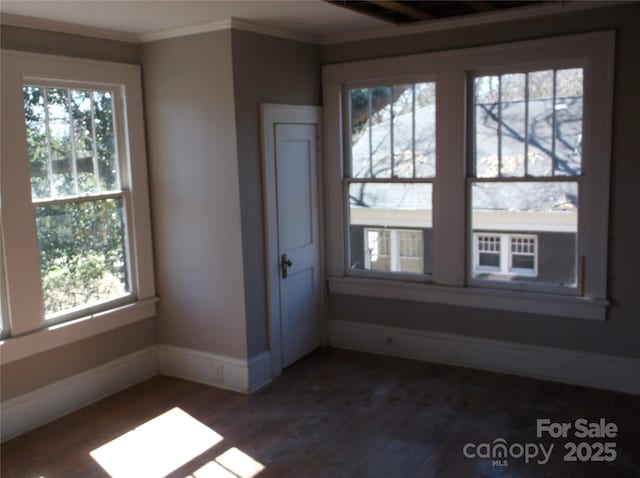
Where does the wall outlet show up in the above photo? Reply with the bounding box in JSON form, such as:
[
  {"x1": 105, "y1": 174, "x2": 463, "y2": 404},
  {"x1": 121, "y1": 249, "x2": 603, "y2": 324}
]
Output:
[{"x1": 212, "y1": 362, "x2": 223, "y2": 383}]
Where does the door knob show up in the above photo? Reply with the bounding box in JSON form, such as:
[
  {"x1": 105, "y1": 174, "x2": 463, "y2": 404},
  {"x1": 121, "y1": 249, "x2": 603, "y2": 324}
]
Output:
[{"x1": 281, "y1": 254, "x2": 293, "y2": 278}]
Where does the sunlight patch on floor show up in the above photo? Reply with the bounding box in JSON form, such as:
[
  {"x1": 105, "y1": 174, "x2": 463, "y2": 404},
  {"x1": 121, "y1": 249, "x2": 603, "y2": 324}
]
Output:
[
  {"x1": 90, "y1": 407, "x2": 222, "y2": 478},
  {"x1": 186, "y1": 447, "x2": 265, "y2": 478}
]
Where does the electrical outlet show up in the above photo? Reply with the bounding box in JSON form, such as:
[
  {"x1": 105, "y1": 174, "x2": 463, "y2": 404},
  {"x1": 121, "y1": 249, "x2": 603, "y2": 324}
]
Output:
[{"x1": 212, "y1": 362, "x2": 223, "y2": 383}]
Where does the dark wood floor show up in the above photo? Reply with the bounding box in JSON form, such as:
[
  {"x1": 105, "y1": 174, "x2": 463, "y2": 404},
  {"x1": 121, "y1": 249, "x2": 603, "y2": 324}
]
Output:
[{"x1": 2, "y1": 348, "x2": 639, "y2": 477}]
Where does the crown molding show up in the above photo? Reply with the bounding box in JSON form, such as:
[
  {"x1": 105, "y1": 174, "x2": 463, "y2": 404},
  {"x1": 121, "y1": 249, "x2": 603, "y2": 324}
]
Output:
[
  {"x1": 138, "y1": 18, "x2": 231, "y2": 43},
  {"x1": 0, "y1": 13, "x2": 139, "y2": 43},
  {"x1": 139, "y1": 17, "x2": 319, "y2": 44},
  {"x1": 1, "y1": 1, "x2": 626, "y2": 48},
  {"x1": 320, "y1": 1, "x2": 625, "y2": 45},
  {"x1": 229, "y1": 18, "x2": 319, "y2": 45}
]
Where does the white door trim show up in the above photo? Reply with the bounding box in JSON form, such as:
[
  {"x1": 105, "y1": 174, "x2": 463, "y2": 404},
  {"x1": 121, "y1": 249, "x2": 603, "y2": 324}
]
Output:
[{"x1": 260, "y1": 103, "x2": 322, "y2": 376}]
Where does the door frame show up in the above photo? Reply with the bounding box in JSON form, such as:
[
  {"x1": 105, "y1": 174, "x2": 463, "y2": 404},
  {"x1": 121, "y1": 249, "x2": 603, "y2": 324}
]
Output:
[{"x1": 260, "y1": 103, "x2": 323, "y2": 376}]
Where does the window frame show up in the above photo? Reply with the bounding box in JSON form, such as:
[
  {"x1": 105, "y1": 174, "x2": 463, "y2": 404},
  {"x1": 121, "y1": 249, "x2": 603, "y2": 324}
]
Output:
[
  {"x1": 322, "y1": 31, "x2": 614, "y2": 320},
  {"x1": 0, "y1": 49, "x2": 156, "y2": 358}
]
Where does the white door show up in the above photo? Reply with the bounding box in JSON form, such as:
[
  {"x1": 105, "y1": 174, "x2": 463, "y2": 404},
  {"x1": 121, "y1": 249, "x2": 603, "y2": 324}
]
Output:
[{"x1": 274, "y1": 123, "x2": 321, "y2": 367}]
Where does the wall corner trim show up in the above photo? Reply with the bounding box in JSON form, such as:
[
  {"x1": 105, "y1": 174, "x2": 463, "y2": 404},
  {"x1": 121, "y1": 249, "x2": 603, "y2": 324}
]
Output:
[{"x1": 328, "y1": 319, "x2": 640, "y2": 396}]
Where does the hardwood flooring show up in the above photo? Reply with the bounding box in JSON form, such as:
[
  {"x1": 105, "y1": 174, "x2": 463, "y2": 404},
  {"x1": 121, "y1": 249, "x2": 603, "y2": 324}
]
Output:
[{"x1": 2, "y1": 348, "x2": 639, "y2": 477}]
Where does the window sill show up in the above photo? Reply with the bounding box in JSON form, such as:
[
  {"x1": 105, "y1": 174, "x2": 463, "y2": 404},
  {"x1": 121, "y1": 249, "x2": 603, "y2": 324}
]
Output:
[
  {"x1": 328, "y1": 277, "x2": 607, "y2": 320},
  {"x1": 0, "y1": 297, "x2": 158, "y2": 365}
]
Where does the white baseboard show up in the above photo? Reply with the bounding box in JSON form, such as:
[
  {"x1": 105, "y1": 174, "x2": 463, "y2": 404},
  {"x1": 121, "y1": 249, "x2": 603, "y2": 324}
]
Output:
[
  {"x1": 0, "y1": 346, "x2": 158, "y2": 442},
  {"x1": 1, "y1": 345, "x2": 274, "y2": 442},
  {"x1": 329, "y1": 320, "x2": 640, "y2": 396},
  {"x1": 157, "y1": 345, "x2": 272, "y2": 393}
]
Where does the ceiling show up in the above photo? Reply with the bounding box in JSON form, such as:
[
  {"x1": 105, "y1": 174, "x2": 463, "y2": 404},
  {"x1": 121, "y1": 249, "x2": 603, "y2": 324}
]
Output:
[
  {"x1": 0, "y1": 0, "x2": 388, "y2": 38},
  {"x1": 0, "y1": 1, "x2": 615, "y2": 44}
]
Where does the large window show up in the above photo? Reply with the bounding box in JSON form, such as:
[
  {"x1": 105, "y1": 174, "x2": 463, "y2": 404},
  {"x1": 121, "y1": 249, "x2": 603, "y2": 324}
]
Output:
[
  {"x1": 323, "y1": 32, "x2": 613, "y2": 319},
  {"x1": 1, "y1": 50, "x2": 156, "y2": 348}
]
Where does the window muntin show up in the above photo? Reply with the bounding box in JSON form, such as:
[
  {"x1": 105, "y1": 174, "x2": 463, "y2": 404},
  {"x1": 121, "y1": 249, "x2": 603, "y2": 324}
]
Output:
[
  {"x1": 347, "y1": 81, "x2": 435, "y2": 278},
  {"x1": 23, "y1": 85, "x2": 131, "y2": 318}
]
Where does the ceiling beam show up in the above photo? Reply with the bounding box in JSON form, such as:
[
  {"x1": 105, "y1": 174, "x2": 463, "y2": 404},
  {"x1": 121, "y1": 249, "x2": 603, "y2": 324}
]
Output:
[{"x1": 368, "y1": 1, "x2": 436, "y2": 21}]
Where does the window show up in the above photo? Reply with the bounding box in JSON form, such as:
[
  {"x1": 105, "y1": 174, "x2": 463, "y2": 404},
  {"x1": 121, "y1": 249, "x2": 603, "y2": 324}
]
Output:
[
  {"x1": 24, "y1": 85, "x2": 129, "y2": 318},
  {"x1": 323, "y1": 32, "x2": 613, "y2": 319},
  {"x1": 471, "y1": 68, "x2": 581, "y2": 288},
  {"x1": 473, "y1": 233, "x2": 538, "y2": 278},
  {"x1": 1, "y1": 50, "x2": 156, "y2": 348},
  {"x1": 348, "y1": 82, "x2": 435, "y2": 277},
  {"x1": 364, "y1": 228, "x2": 424, "y2": 274}
]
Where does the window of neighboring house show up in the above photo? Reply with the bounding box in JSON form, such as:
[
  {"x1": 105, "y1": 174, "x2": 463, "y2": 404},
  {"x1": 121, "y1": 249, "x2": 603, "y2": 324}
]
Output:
[
  {"x1": 1, "y1": 50, "x2": 156, "y2": 341},
  {"x1": 323, "y1": 32, "x2": 613, "y2": 319},
  {"x1": 348, "y1": 82, "x2": 435, "y2": 278},
  {"x1": 364, "y1": 228, "x2": 424, "y2": 274},
  {"x1": 473, "y1": 233, "x2": 537, "y2": 277}
]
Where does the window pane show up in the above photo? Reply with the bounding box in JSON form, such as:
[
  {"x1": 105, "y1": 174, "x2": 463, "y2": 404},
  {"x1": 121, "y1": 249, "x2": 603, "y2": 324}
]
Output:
[
  {"x1": 36, "y1": 198, "x2": 129, "y2": 317},
  {"x1": 22, "y1": 86, "x2": 120, "y2": 200},
  {"x1": 93, "y1": 90, "x2": 119, "y2": 190},
  {"x1": 71, "y1": 90, "x2": 98, "y2": 194},
  {"x1": 414, "y1": 82, "x2": 436, "y2": 178},
  {"x1": 500, "y1": 73, "x2": 526, "y2": 177},
  {"x1": 23, "y1": 87, "x2": 51, "y2": 199},
  {"x1": 475, "y1": 76, "x2": 500, "y2": 178},
  {"x1": 554, "y1": 68, "x2": 583, "y2": 176},
  {"x1": 527, "y1": 70, "x2": 554, "y2": 176},
  {"x1": 47, "y1": 88, "x2": 74, "y2": 197},
  {"x1": 471, "y1": 182, "x2": 577, "y2": 286},
  {"x1": 349, "y1": 183, "x2": 432, "y2": 274},
  {"x1": 392, "y1": 84, "x2": 414, "y2": 178},
  {"x1": 350, "y1": 82, "x2": 435, "y2": 179},
  {"x1": 475, "y1": 68, "x2": 583, "y2": 179}
]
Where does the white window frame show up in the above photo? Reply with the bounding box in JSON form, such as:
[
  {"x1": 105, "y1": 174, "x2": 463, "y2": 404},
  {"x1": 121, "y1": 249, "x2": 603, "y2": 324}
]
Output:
[
  {"x1": 473, "y1": 233, "x2": 538, "y2": 277},
  {"x1": 323, "y1": 32, "x2": 614, "y2": 320},
  {"x1": 0, "y1": 50, "x2": 157, "y2": 363}
]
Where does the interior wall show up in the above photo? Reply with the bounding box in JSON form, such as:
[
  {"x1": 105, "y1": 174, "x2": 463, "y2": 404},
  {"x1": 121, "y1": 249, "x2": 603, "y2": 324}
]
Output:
[
  {"x1": 323, "y1": 3, "x2": 640, "y2": 359},
  {"x1": 0, "y1": 26, "x2": 155, "y2": 401},
  {"x1": 230, "y1": 30, "x2": 321, "y2": 357},
  {"x1": 142, "y1": 30, "x2": 249, "y2": 359},
  {"x1": 0, "y1": 24, "x2": 141, "y2": 64}
]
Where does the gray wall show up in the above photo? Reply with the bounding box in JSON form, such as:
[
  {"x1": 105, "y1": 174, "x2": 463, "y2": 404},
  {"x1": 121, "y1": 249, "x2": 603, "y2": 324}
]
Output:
[
  {"x1": 142, "y1": 31, "x2": 249, "y2": 359},
  {"x1": 231, "y1": 30, "x2": 321, "y2": 357},
  {"x1": 1, "y1": 25, "x2": 141, "y2": 64},
  {"x1": 0, "y1": 26, "x2": 153, "y2": 401},
  {"x1": 324, "y1": 3, "x2": 640, "y2": 359}
]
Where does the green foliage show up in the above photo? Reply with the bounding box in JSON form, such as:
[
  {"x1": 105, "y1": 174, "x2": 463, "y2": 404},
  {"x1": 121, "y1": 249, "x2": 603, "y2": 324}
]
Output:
[
  {"x1": 23, "y1": 86, "x2": 127, "y2": 315},
  {"x1": 36, "y1": 199, "x2": 128, "y2": 314}
]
